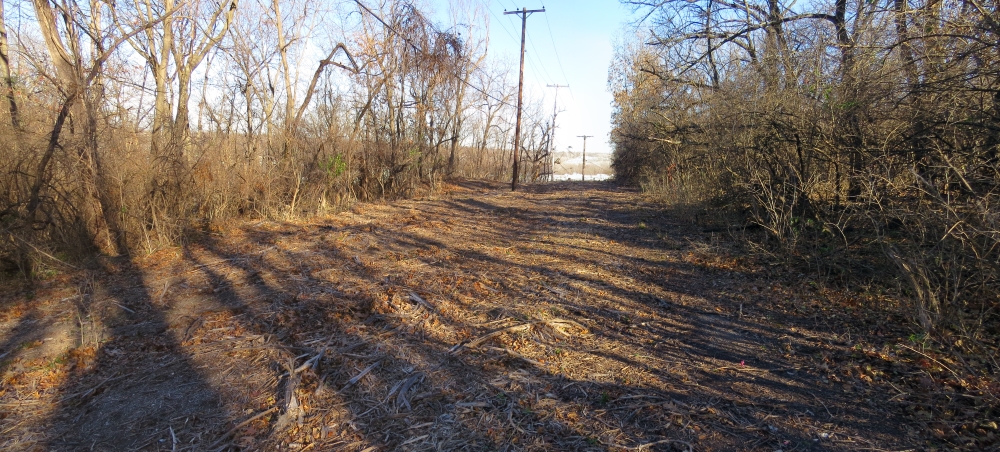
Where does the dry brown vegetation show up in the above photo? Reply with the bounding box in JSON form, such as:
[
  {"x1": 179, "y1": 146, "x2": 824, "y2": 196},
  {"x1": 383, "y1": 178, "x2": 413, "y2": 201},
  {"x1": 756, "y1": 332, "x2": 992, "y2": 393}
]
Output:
[
  {"x1": 611, "y1": 0, "x2": 1000, "y2": 337},
  {"x1": 608, "y1": 0, "x2": 1000, "y2": 442},
  {"x1": 0, "y1": 181, "x2": 995, "y2": 451},
  {"x1": 0, "y1": 0, "x2": 558, "y2": 275},
  {"x1": 3, "y1": 0, "x2": 999, "y2": 450}
]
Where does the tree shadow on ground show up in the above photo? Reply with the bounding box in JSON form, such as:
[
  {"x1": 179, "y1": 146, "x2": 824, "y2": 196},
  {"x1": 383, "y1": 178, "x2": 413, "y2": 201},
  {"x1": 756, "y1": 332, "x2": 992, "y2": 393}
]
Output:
[
  {"x1": 4, "y1": 180, "x2": 919, "y2": 451},
  {"x1": 172, "y1": 180, "x2": 916, "y2": 449},
  {"x1": 43, "y1": 258, "x2": 233, "y2": 451}
]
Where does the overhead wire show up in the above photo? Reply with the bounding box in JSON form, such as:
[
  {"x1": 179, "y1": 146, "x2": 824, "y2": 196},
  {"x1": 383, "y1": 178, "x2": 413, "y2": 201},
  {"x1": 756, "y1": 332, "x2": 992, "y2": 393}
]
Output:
[
  {"x1": 488, "y1": 3, "x2": 520, "y2": 44},
  {"x1": 353, "y1": 0, "x2": 516, "y2": 108},
  {"x1": 526, "y1": 32, "x2": 555, "y2": 83},
  {"x1": 488, "y1": 7, "x2": 547, "y2": 107},
  {"x1": 542, "y1": 7, "x2": 574, "y2": 102},
  {"x1": 490, "y1": 1, "x2": 554, "y2": 106},
  {"x1": 499, "y1": 2, "x2": 565, "y2": 95},
  {"x1": 499, "y1": 6, "x2": 555, "y2": 92},
  {"x1": 497, "y1": 0, "x2": 520, "y2": 12}
]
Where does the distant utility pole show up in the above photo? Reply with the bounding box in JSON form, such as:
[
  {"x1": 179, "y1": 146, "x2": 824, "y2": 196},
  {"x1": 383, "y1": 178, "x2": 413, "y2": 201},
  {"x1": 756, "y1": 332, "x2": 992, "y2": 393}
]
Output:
[
  {"x1": 505, "y1": 6, "x2": 545, "y2": 191},
  {"x1": 546, "y1": 84, "x2": 568, "y2": 182},
  {"x1": 578, "y1": 135, "x2": 592, "y2": 181}
]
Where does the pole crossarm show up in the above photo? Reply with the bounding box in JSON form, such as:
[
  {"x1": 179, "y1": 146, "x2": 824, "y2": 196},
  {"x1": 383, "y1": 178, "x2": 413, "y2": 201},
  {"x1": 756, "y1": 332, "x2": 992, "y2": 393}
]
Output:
[{"x1": 504, "y1": 8, "x2": 546, "y2": 16}]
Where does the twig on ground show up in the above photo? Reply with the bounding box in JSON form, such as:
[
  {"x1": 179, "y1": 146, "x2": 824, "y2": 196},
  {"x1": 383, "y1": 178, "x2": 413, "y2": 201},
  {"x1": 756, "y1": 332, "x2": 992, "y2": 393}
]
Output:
[
  {"x1": 449, "y1": 318, "x2": 586, "y2": 354},
  {"x1": 295, "y1": 336, "x2": 333, "y2": 374},
  {"x1": 339, "y1": 361, "x2": 380, "y2": 392},
  {"x1": 158, "y1": 280, "x2": 171, "y2": 304},
  {"x1": 484, "y1": 346, "x2": 545, "y2": 367},
  {"x1": 206, "y1": 407, "x2": 278, "y2": 450},
  {"x1": 408, "y1": 292, "x2": 435, "y2": 310},
  {"x1": 60, "y1": 374, "x2": 126, "y2": 402},
  {"x1": 181, "y1": 316, "x2": 205, "y2": 344},
  {"x1": 899, "y1": 344, "x2": 961, "y2": 379},
  {"x1": 617, "y1": 438, "x2": 693, "y2": 451},
  {"x1": 399, "y1": 434, "x2": 428, "y2": 446}
]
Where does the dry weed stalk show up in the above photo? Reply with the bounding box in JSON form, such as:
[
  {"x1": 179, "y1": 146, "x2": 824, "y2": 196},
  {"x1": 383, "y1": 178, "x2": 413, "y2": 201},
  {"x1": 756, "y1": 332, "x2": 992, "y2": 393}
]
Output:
[{"x1": 613, "y1": 0, "x2": 1000, "y2": 332}]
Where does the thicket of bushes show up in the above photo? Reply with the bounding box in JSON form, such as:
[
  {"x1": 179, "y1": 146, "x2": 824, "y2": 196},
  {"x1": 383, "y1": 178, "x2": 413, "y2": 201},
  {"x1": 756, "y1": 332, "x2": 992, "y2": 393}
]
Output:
[
  {"x1": 0, "y1": 0, "x2": 555, "y2": 275},
  {"x1": 611, "y1": 0, "x2": 1000, "y2": 333}
]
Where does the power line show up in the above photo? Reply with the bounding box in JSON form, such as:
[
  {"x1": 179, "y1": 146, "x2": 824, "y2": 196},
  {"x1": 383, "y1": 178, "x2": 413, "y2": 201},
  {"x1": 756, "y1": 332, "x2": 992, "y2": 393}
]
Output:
[
  {"x1": 526, "y1": 33, "x2": 556, "y2": 83},
  {"x1": 495, "y1": 7, "x2": 553, "y2": 90},
  {"x1": 498, "y1": 0, "x2": 521, "y2": 13},
  {"x1": 502, "y1": 4, "x2": 567, "y2": 104},
  {"x1": 488, "y1": 6, "x2": 519, "y2": 44},
  {"x1": 501, "y1": 12, "x2": 553, "y2": 85},
  {"x1": 488, "y1": 2, "x2": 556, "y2": 96},
  {"x1": 353, "y1": 0, "x2": 515, "y2": 109},
  {"x1": 542, "y1": 10, "x2": 573, "y2": 100}
]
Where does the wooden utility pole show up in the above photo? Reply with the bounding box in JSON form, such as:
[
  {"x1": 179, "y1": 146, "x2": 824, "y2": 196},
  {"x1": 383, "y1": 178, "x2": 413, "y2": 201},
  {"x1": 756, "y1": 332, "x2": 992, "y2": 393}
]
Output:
[
  {"x1": 505, "y1": 6, "x2": 545, "y2": 191},
  {"x1": 545, "y1": 84, "x2": 568, "y2": 182},
  {"x1": 578, "y1": 135, "x2": 592, "y2": 181}
]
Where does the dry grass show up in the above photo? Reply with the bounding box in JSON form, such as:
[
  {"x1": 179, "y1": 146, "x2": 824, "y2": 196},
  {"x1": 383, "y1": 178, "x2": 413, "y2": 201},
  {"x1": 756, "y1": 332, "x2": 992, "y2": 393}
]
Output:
[{"x1": 0, "y1": 180, "x2": 993, "y2": 451}]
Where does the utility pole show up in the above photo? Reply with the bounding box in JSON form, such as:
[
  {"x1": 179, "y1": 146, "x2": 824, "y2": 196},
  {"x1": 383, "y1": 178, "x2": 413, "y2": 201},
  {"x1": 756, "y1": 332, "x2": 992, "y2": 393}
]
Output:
[
  {"x1": 578, "y1": 135, "x2": 592, "y2": 181},
  {"x1": 505, "y1": 6, "x2": 545, "y2": 191},
  {"x1": 545, "y1": 84, "x2": 568, "y2": 182}
]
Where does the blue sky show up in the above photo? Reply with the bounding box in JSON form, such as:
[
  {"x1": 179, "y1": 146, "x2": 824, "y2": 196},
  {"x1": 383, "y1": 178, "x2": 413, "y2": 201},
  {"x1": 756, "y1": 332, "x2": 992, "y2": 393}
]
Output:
[{"x1": 431, "y1": 0, "x2": 637, "y2": 156}]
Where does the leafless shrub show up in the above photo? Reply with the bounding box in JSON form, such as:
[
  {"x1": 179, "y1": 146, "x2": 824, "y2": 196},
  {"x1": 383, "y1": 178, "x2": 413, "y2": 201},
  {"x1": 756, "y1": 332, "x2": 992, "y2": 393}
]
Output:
[
  {"x1": 613, "y1": 0, "x2": 1000, "y2": 332},
  {"x1": 0, "y1": 0, "x2": 535, "y2": 278}
]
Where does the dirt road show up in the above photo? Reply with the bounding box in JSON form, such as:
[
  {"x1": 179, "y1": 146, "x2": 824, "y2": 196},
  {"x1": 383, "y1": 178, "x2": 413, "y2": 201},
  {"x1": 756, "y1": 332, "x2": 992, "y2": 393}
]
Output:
[{"x1": 1, "y1": 181, "x2": 926, "y2": 450}]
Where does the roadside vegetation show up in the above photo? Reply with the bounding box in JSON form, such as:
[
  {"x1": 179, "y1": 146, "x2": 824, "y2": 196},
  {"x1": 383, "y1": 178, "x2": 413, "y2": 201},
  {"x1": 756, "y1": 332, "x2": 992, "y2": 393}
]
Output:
[
  {"x1": 612, "y1": 0, "x2": 1000, "y2": 339},
  {"x1": 0, "y1": 0, "x2": 558, "y2": 275},
  {"x1": 610, "y1": 0, "x2": 1000, "y2": 446},
  {"x1": 1, "y1": 0, "x2": 998, "y2": 449}
]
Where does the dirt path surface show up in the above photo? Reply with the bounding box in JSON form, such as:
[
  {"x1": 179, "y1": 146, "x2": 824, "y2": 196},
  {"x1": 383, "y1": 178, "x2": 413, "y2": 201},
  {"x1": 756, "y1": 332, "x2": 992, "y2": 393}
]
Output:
[{"x1": 1, "y1": 181, "x2": 934, "y2": 450}]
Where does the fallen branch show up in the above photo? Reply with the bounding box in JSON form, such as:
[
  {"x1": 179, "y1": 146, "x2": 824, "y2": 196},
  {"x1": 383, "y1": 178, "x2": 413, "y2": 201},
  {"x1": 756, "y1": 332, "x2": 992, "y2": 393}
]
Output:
[
  {"x1": 616, "y1": 438, "x2": 693, "y2": 451},
  {"x1": 448, "y1": 318, "x2": 587, "y2": 355},
  {"x1": 450, "y1": 322, "x2": 533, "y2": 354},
  {"x1": 409, "y1": 291, "x2": 435, "y2": 311},
  {"x1": 206, "y1": 406, "x2": 278, "y2": 450},
  {"x1": 392, "y1": 373, "x2": 423, "y2": 410},
  {"x1": 484, "y1": 346, "x2": 545, "y2": 367},
  {"x1": 295, "y1": 336, "x2": 334, "y2": 374},
  {"x1": 186, "y1": 246, "x2": 275, "y2": 273},
  {"x1": 899, "y1": 344, "x2": 960, "y2": 379},
  {"x1": 2, "y1": 229, "x2": 78, "y2": 269},
  {"x1": 339, "y1": 361, "x2": 380, "y2": 392},
  {"x1": 275, "y1": 359, "x2": 304, "y2": 431}
]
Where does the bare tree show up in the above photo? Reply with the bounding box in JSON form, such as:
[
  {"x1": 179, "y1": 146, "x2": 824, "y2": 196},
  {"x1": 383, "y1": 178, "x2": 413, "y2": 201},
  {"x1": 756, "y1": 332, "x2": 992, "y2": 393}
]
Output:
[
  {"x1": 2, "y1": 0, "x2": 521, "y2": 270},
  {"x1": 26, "y1": 0, "x2": 177, "y2": 253},
  {"x1": 0, "y1": 0, "x2": 19, "y2": 130},
  {"x1": 614, "y1": 0, "x2": 1000, "y2": 330}
]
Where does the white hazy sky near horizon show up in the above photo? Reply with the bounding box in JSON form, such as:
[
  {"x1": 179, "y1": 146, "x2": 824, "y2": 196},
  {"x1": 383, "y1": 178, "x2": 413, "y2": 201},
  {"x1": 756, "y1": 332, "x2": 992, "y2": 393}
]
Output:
[{"x1": 429, "y1": 0, "x2": 637, "y2": 156}]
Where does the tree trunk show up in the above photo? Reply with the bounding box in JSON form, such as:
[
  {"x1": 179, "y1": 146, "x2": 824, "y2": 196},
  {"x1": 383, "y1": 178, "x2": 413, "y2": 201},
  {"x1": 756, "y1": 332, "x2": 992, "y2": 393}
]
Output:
[
  {"x1": 832, "y1": 0, "x2": 862, "y2": 201},
  {"x1": 29, "y1": 0, "x2": 120, "y2": 254},
  {"x1": 0, "y1": 0, "x2": 20, "y2": 130}
]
